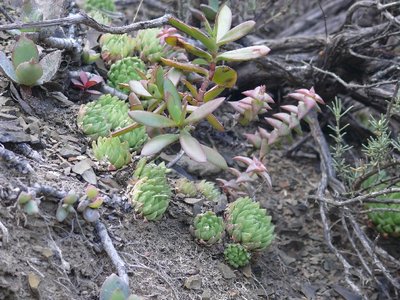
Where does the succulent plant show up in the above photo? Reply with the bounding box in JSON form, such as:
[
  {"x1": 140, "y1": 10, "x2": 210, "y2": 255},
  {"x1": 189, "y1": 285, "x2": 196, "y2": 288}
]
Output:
[
  {"x1": 367, "y1": 201, "x2": 400, "y2": 237},
  {"x1": 225, "y1": 197, "x2": 275, "y2": 251},
  {"x1": 56, "y1": 191, "x2": 78, "y2": 222},
  {"x1": 84, "y1": 0, "x2": 115, "y2": 12},
  {"x1": 196, "y1": 180, "x2": 221, "y2": 202},
  {"x1": 17, "y1": 191, "x2": 39, "y2": 215},
  {"x1": 76, "y1": 185, "x2": 104, "y2": 223},
  {"x1": 99, "y1": 33, "x2": 136, "y2": 64},
  {"x1": 175, "y1": 178, "x2": 197, "y2": 197},
  {"x1": 191, "y1": 211, "x2": 225, "y2": 244},
  {"x1": 0, "y1": 35, "x2": 61, "y2": 87},
  {"x1": 133, "y1": 28, "x2": 169, "y2": 63},
  {"x1": 92, "y1": 136, "x2": 132, "y2": 169},
  {"x1": 77, "y1": 94, "x2": 147, "y2": 149},
  {"x1": 224, "y1": 243, "x2": 251, "y2": 268},
  {"x1": 87, "y1": 10, "x2": 111, "y2": 25},
  {"x1": 108, "y1": 57, "x2": 146, "y2": 93},
  {"x1": 99, "y1": 274, "x2": 130, "y2": 300},
  {"x1": 128, "y1": 159, "x2": 171, "y2": 221}
]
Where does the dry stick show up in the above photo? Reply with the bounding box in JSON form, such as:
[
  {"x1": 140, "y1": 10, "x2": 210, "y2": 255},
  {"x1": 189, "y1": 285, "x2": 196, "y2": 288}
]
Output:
[
  {"x1": 0, "y1": 220, "x2": 9, "y2": 246},
  {"x1": 307, "y1": 110, "x2": 364, "y2": 297},
  {"x1": 348, "y1": 213, "x2": 400, "y2": 290},
  {"x1": 95, "y1": 221, "x2": 129, "y2": 285},
  {"x1": 0, "y1": 11, "x2": 171, "y2": 33},
  {"x1": 0, "y1": 144, "x2": 34, "y2": 175}
]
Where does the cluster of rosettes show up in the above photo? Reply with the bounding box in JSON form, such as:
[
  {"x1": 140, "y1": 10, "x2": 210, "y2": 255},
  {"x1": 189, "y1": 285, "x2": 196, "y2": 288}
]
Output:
[
  {"x1": 128, "y1": 159, "x2": 172, "y2": 221},
  {"x1": 92, "y1": 137, "x2": 131, "y2": 170},
  {"x1": 190, "y1": 196, "x2": 275, "y2": 269},
  {"x1": 99, "y1": 34, "x2": 135, "y2": 64},
  {"x1": 107, "y1": 57, "x2": 146, "y2": 93},
  {"x1": 133, "y1": 28, "x2": 168, "y2": 63},
  {"x1": 175, "y1": 178, "x2": 222, "y2": 202}
]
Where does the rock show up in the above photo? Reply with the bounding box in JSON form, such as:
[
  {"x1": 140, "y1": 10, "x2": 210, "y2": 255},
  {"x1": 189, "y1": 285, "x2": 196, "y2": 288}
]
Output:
[
  {"x1": 201, "y1": 289, "x2": 212, "y2": 300},
  {"x1": 217, "y1": 262, "x2": 236, "y2": 279},
  {"x1": 28, "y1": 272, "x2": 40, "y2": 293},
  {"x1": 184, "y1": 275, "x2": 202, "y2": 290},
  {"x1": 59, "y1": 145, "x2": 81, "y2": 158}
]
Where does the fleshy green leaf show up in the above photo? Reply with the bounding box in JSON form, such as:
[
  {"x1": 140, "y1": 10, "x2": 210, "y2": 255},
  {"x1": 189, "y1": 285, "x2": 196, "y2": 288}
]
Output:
[
  {"x1": 184, "y1": 97, "x2": 225, "y2": 125},
  {"x1": 204, "y1": 85, "x2": 225, "y2": 102},
  {"x1": 164, "y1": 78, "x2": 182, "y2": 124},
  {"x1": 161, "y1": 58, "x2": 208, "y2": 76},
  {"x1": 165, "y1": 36, "x2": 213, "y2": 61},
  {"x1": 192, "y1": 58, "x2": 209, "y2": 66},
  {"x1": 217, "y1": 46, "x2": 270, "y2": 62},
  {"x1": 166, "y1": 68, "x2": 182, "y2": 86},
  {"x1": 200, "y1": 4, "x2": 218, "y2": 21},
  {"x1": 37, "y1": 50, "x2": 61, "y2": 84},
  {"x1": 215, "y1": 5, "x2": 232, "y2": 42},
  {"x1": 206, "y1": 114, "x2": 224, "y2": 132},
  {"x1": 12, "y1": 35, "x2": 39, "y2": 69},
  {"x1": 129, "y1": 80, "x2": 152, "y2": 97},
  {"x1": 141, "y1": 134, "x2": 179, "y2": 156},
  {"x1": 15, "y1": 60, "x2": 43, "y2": 86},
  {"x1": 217, "y1": 21, "x2": 255, "y2": 46},
  {"x1": 182, "y1": 79, "x2": 198, "y2": 98},
  {"x1": 128, "y1": 111, "x2": 177, "y2": 128},
  {"x1": 155, "y1": 66, "x2": 165, "y2": 94},
  {"x1": 212, "y1": 66, "x2": 237, "y2": 88},
  {"x1": 179, "y1": 131, "x2": 206, "y2": 162},
  {"x1": 99, "y1": 274, "x2": 130, "y2": 300},
  {"x1": 0, "y1": 51, "x2": 18, "y2": 82},
  {"x1": 201, "y1": 144, "x2": 228, "y2": 169},
  {"x1": 168, "y1": 17, "x2": 217, "y2": 52}
]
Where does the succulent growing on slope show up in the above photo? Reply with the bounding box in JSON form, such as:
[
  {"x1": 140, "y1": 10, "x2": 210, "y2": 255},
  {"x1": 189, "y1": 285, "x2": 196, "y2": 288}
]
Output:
[
  {"x1": 92, "y1": 136, "x2": 132, "y2": 169},
  {"x1": 77, "y1": 94, "x2": 147, "y2": 149},
  {"x1": 191, "y1": 211, "x2": 225, "y2": 244},
  {"x1": 175, "y1": 178, "x2": 198, "y2": 197},
  {"x1": 196, "y1": 180, "x2": 221, "y2": 202},
  {"x1": 99, "y1": 33, "x2": 136, "y2": 64},
  {"x1": 128, "y1": 159, "x2": 171, "y2": 221},
  {"x1": 368, "y1": 201, "x2": 400, "y2": 237},
  {"x1": 225, "y1": 197, "x2": 275, "y2": 251},
  {"x1": 224, "y1": 243, "x2": 251, "y2": 268},
  {"x1": 133, "y1": 28, "x2": 169, "y2": 63},
  {"x1": 108, "y1": 57, "x2": 146, "y2": 93},
  {"x1": 0, "y1": 35, "x2": 61, "y2": 87}
]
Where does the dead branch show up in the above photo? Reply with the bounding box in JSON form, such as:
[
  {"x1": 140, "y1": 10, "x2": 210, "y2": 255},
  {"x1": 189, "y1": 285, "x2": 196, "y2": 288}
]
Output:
[
  {"x1": 0, "y1": 144, "x2": 34, "y2": 175},
  {"x1": 0, "y1": 11, "x2": 171, "y2": 34}
]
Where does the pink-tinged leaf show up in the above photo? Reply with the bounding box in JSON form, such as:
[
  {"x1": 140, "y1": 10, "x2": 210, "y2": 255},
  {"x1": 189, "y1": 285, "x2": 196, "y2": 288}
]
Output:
[
  {"x1": 184, "y1": 97, "x2": 225, "y2": 125},
  {"x1": 165, "y1": 36, "x2": 212, "y2": 61},
  {"x1": 281, "y1": 105, "x2": 298, "y2": 114},
  {"x1": 85, "y1": 80, "x2": 100, "y2": 89},
  {"x1": 201, "y1": 144, "x2": 228, "y2": 169},
  {"x1": 168, "y1": 17, "x2": 217, "y2": 52},
  {"x1": 164, "y1": 78, "x2": 182, "y2": 124},
  {"x1": 236, "y1": 172, "x2": 254, "y2": 183},
  {"x1": 128, "y1": 111, "x2": 177, "y2": 128},
  {"x1": 179, "y1": 131, "x2": 206, "y2": 162},
  {"x1": 244, "y1": 132, "x2": 262, "y2": 148},
  {"x1": 87, "y1": 89, "x2": 102, "y2": 94},
  {"x1": 233, "y1": 156, "x2": 253, "y2": 166},
  {"x1": 258, "y1": 127, "x2": 270, "y2": 140},
  {"x1": 273, "y1": 113, "x2": 291, "y2": 125},
  {"x1": 79, "y1": 71, "x2": 88, "y2": 84},
  {"x1": 215, "y1": 4, "x2": 232, "y2": 42},
  {"x1": 129, "y1": 80, "x2": 152, "y2": 97},
  {"x1": 161, "y1": 58, "x2": 209, "y2": 76},
  {"x1": 71, "y1": 78, "x2": 84, "y2": 88},
  {"x1": 228, "y1": 101, "x2": 245, "y2": 114},
  {"x1": 204, "y1": 85, "x2": 225, "y2": 102},
  {"x1": 212, "y1": 66, "x2": 237, "y2": 88},
  {"x1": 268, "y1": 129, "x2": 279, "y2": 145},
  {"x1": 217, "y1": 21, "x2": 255, "y2": 46},
  {"x1": 166, "y1": 68, "x2": 182, "y2": 86},
  {"x1": 129, "y1": 93, "x2": 144, "y2": 110},
  {"x1": 217, "y1": 46, "x2": 270, "y2": 62},
  {"x1": 141, "y1": 134, "x2": 179, "y2": 156}
]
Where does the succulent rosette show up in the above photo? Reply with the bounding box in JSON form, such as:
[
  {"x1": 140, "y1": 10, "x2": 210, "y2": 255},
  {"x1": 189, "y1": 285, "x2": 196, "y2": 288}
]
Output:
[
  {"x1": 224, "y1": 243, "x2": 251, "y2": 268},
  {"x1": 196, "y1": 180, "x2": 221, "y2": 202},
  {"x1": 191, "y1": 211, "x2": 225, "y2": 244},
  {"x1": 225, "y1": 197, "x2": 275, "y2": 251},
  {"x1": 92, "y1": 136, "x2": 131, "y2": 169},
  {"x1": 133, "y1": 28, "x2": 170, "y2": 63},
  {"x1": 99, "y1": 33, "x2": 135, "y2": 64},
  {"x1": 107, "y1": 57, "x2": 146, "y2": 93},
  {"x1": 175, "y1": 178, "x2": 197, "y2": 197}
]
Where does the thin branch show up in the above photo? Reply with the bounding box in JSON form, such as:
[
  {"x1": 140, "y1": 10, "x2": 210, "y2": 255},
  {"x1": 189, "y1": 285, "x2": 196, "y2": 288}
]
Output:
[
  {"x1": 95, "y1": 221, "x2": 129, "y2": 285},
  {"x1": 0, "y1": 220, "x2": 9, "y2": 246},
  {"x1": 0, "y1": 144, "x2": 34, "y2": 175},
  {"x1": 0, "y1": 11, "x2": 171, "y2": 33}
]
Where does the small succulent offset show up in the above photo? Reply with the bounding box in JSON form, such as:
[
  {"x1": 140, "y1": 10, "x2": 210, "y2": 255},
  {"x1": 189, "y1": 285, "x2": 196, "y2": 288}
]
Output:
[
  {"x1": 127, "y1": 159, "x2": 171, "y2": 221},
  {"x1": 225, "y1": 197, "x2": 275, "y2": 251},
  {"x1": 133, "y1": 28, "x2": 172, "y2": 63},
  {"x1": 56, "y1": 191, "x2": 79, "y2": 222},
  {"x1": 175, "y1": 178, "x2": 198, "y2": 197},
  {"x1": 71, "y1": 71, "x2": 103, "y2": 94},
  {"x1": 224, "y1": 243, "x2": 251, "y2": 268},
  {"x1": 17, "y1": 191, "x2": 39, "y2": 215},
  {"x1": 190, "y1": 211, "x2": 225, "y2": 245},
  {"x1": 99, "y1": 34, "x2": 136, "y2": 64},
  {"x1": 196, "y1": 180, "x2": 221, "y2": 202},
  {"x1": 77, "y1": 185, "x2": 104, "y2": 223},
  {"x1": 107, "y1": 57, "x2": 146, "y2": 93},
  {"x1": 0, "y1": 35, "x2": 61, "y2": 87},
  {"x1": 92, "y1": 136, "x2": 132, "y2": 170},
  {"x1": 99, "y1": 274, "x2": 143, "y2": 300}
]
